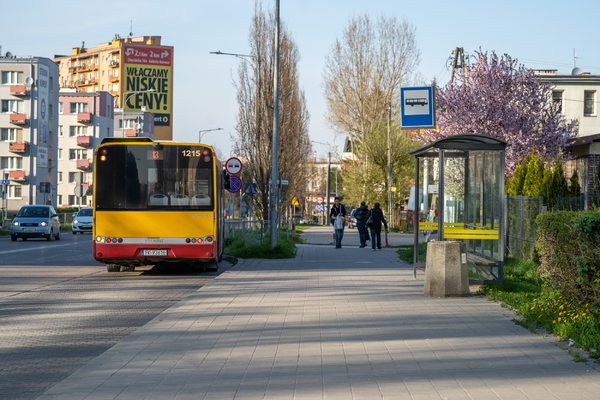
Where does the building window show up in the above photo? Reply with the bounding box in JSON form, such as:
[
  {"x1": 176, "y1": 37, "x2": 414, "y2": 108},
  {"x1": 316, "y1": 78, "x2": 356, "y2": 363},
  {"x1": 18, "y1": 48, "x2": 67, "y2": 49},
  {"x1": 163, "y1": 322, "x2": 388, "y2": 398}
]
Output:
[
  {"x1": 58, "y1": 126, "x2": 63, "y2": 137},
  {"x1": 1, "y1": 100, "x2": 24, "y2": 113},
  {"x1": 552, "y1": 91, "x2": 563, "y2": 114},
  {"x1": 58, "y1": 149, "x2": 63, "y2": 160},
  {"x1": 0, "y1": 128, "x2": 18, "y2": 141},
  {"x1": 8, "y1": 185, "x2": 22, "y2": 199},
  {"x1": 69, "y1": 149, "x2": 88, "y2": 160},
  {"x1": 69, "y1": 126, "x2": 88, "y2": 137},
  {"x1": 112, "y1": 84, "x2": 118, "y2": 91},
  {"x1": 57, "y1": 195, "x2": 62, "y2": 205},
  {"x1": 49, "y1": 104, "x2": 53, "y2": 120},
  {"x1": 68, "y1": 195, "x2": 87, "y2": 206},
  {"x1": 584, "y1": 91, "x2": 596, "y2": 116},
  {"x1": 0, "y1": 156, "x2": 23, "y2": 170},
  {"x1": 59, "y1": 102, "x2": 63, "y2": 114},
  {"x1": 1, "y1": 71, "x2": 24, "y2": 85},
  {"x1": 70, "y1": 102, "x2": 89, "y2": 114},
  {"x1": 58, "y1": 172, "x2": 63, "y2": 183},
  {"x1": 49, "y1": 76, "x2": 53, "y2": 91}
]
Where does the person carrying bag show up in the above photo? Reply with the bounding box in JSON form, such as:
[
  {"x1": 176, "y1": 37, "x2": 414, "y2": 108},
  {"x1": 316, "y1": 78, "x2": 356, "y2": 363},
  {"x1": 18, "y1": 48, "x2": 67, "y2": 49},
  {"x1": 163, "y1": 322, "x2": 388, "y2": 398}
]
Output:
[
  {"x1": 366, "y1": 202, "x2": 387, "y2": 251},
  {"x1": 329, "y1": 197, "x2": 347, "y2": 248},
  {"x1": 353, "y1": 201, "x2": 370, "y2": 248}
]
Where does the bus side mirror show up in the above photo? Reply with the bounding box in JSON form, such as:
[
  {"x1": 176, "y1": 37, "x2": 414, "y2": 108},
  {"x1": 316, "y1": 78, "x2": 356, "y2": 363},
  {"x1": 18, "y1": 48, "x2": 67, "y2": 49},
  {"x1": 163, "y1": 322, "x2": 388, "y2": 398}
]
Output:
[{"x1": 224, "y1": 173, "x2": 231, "y2": 190}]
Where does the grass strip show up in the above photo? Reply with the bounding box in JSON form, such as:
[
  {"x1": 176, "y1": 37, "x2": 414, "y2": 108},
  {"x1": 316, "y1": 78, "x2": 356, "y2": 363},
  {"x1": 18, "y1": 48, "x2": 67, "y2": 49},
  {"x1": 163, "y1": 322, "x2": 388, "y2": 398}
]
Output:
[{"x1": 224, "y1": 237, "x2": 296, "y2": 259}]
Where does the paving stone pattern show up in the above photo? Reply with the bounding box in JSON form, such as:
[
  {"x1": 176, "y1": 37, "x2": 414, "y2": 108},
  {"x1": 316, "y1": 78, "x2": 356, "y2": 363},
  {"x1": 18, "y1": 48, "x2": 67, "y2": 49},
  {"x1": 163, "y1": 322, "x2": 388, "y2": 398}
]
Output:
[
  {"x1": 0, "y1": 267, "x2": 217, "y2": 400},
  {"x1": 41, "y1": 244, "x2": 600, "y2": 399}
]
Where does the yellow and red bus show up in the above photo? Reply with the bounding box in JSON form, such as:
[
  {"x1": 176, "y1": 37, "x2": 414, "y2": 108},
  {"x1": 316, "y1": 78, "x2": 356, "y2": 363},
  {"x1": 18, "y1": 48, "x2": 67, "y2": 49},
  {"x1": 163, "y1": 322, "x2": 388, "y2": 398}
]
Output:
[{"x1": 92, "y1": 137, "x2": 225, "y2": 272}]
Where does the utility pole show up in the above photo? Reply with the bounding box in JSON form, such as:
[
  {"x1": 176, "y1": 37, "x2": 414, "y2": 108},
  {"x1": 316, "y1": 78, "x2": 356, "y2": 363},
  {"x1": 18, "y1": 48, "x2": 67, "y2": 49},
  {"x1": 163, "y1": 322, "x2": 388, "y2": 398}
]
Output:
[
  {"x1": 449, "y1": 47, "x2": 466, "y2": 85},
  {"x1": 326, "y1": 152, "x2": 331, "y2": 225},
  {"x1": 387, "y1": 102, "x2": 393, "y2": 227},
  {"x1": 269, "y1": 0, "x2": 280, "y2": 249}
]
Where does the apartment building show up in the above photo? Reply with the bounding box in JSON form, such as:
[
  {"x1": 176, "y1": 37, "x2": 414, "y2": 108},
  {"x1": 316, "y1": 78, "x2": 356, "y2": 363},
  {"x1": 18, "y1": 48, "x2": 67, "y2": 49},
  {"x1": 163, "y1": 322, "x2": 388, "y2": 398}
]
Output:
[
  {"x1": 56, "y1": 90, "x2": 114, "y2": 207},
  {"x1": 53, "y1": 35, "x2": 173, "y2": 140},
  {"x1": 113, "y1": 109, "x2": 154, "y2": 138},
  {"x1": 0, "y1": 55, "x2": 59, "y2": 213}
]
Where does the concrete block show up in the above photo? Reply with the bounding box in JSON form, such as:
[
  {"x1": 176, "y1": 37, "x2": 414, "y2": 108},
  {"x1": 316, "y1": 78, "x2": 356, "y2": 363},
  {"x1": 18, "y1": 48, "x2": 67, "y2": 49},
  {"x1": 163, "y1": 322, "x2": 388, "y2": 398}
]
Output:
[{"x1": 424, "y1": 241, "x2": 469, "y2": 297}]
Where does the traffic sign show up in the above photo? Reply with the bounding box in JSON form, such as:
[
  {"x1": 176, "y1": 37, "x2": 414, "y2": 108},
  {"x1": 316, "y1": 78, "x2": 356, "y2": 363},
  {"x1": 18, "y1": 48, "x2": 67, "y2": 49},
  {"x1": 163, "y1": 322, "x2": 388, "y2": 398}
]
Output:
[
  {"x1": 317, "y1": 196, "x2": 323, "y2": 204},
  {"x1": 225, "y1": 157, "x2": 242, "y2": 175},
  {"x1": 74, "y1": 185, "x2": 86, "y2": 197},
  {"x1": 1, "y1": 180, "x2": 9, "y2": 185},
  {"x1": 227, "y1": 175, "x2": 242, "y2": 193},
  {"x1": 292, "y1": 197, "x2": 299, "y2": 206},
  {"x1": 244, "y1": 183, "x2": 257, "y2": 195},
  {"x1": 400, "y1": 86, "x2": 436, "y2": 130},
  {"x1": 316, "y1": 204, "x2": 323, "y2": 211}
]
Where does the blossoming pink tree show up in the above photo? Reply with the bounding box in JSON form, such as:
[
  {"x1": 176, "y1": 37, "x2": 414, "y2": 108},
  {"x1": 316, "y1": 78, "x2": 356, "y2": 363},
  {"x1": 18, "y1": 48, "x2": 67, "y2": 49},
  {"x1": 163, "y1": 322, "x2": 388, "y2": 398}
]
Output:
[{"x1": 424, "y1": 49, "x2": 578, "y2": 175}]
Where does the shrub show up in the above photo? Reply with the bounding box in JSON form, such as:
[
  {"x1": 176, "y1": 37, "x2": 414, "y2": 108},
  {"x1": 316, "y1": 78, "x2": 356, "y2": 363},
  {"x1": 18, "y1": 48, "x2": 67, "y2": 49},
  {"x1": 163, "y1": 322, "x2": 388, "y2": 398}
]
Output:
[{"x1": 536, "y1": 210, "x2": 600, "y2": 306}]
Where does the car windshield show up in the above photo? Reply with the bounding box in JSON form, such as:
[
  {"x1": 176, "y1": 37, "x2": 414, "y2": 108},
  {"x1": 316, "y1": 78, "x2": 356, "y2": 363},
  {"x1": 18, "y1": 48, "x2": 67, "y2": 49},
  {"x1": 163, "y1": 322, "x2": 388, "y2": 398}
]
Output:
[
  {"x1": 77, "y1": 209, "x2": 93, "y2": 217},
  {"x1": 17, "y1": 207, "x2": 50, "y2": 218}
]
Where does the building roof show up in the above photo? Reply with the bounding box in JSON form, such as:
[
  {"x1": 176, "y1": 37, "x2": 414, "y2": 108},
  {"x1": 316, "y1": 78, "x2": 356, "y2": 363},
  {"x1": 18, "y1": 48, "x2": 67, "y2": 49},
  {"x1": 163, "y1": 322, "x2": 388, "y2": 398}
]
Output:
[{"x1": 566, "y1": 133, "x2": 600, "y2": 147}]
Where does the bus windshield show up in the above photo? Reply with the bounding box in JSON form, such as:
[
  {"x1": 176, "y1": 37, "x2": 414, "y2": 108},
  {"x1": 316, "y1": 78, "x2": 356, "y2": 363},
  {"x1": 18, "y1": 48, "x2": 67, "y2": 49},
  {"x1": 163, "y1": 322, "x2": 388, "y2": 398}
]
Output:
[{"x1": 95, "y1": 144, "x2": 214, "y2": 211}]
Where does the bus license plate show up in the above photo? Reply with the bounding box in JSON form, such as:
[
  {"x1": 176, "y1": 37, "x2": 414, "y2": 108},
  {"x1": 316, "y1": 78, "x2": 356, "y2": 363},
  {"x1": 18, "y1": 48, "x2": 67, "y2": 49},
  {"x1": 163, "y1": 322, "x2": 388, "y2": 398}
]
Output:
[{"x1": 142, "y1": 249, "x2": 168, "y2": 256}]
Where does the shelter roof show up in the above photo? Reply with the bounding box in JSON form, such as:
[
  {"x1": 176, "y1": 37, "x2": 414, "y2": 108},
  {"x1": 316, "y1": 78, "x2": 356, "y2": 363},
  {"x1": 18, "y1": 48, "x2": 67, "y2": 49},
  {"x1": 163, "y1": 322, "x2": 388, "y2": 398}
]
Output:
[{"x1": 408, "y1": 134, "x2": 507, "y2": 157}]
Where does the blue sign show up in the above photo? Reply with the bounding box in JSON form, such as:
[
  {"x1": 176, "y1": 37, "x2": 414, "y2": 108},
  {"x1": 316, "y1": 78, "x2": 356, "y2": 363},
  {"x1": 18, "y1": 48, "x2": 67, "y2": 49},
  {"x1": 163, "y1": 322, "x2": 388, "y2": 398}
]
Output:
[
  {"x1": 244, "y1": 183, "x2": 257, "y2": 195},
  {"x1": 316, "y1": 204, "x2": 323, "y2": 211},
  {"x1": 1, "y1": 180, "x2": 9, "y2": 185},
  {"x1": 400, "y1": 86, "x2": 436, "y2": 130},
  {"x1": 227, "y1": 176, "x2": 242, "y2": 193}
]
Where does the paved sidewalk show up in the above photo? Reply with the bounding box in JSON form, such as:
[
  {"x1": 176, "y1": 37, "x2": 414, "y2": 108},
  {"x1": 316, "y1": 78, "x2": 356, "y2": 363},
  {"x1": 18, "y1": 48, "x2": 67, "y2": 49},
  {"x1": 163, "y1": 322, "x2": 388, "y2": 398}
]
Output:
[
  {"x1": 300, "y1": 225, "x2": 424, "y2": 247},
  {"x1": 41, "y1": 244, "x2": 600, "y2": 399}
]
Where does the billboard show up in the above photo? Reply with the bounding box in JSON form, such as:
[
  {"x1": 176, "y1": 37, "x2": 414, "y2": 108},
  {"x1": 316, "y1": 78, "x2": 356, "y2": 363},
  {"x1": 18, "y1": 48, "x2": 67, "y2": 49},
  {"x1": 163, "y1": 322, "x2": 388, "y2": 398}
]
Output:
[
  {"x1": 122, "y1": 44, "x2": 173, "y2": 139},
  {"x1": 38, "y1": 64, "x2": 49, "y2": 147}
]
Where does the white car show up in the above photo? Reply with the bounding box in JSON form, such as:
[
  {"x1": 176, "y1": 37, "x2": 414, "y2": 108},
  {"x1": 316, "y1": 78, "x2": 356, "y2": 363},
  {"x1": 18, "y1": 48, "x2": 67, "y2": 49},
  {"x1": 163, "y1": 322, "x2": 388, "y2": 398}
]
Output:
[{"x1": 72, "y1": 207, "x2": 93, "y2": 234}]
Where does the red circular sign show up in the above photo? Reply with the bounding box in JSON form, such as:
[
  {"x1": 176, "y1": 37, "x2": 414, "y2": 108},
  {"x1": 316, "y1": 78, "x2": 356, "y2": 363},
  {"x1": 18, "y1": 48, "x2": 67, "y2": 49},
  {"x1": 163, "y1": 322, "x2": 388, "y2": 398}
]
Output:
[
  {"x1": 226, "y1": 157, "x2": 243, "y2": 175},
  {"x1": 317, "y1": 196, "x2": 323, "y2": 204}
]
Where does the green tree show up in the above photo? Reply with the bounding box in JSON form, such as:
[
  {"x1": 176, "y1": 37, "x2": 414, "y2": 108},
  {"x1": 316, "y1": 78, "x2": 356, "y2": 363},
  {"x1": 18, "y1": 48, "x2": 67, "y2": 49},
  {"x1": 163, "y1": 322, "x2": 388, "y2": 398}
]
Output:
[
  {"x1": 522, "y1": 154, "x2": 544, "y2": 196},
  {"x1": 569, "y1": 170, "x2": 581, "y2": 197},
  {"x1": 542, "y1": 162, "x2": 555, "y2": 207},
  {"x1": 594, "y1": 165, "x2": 600, "y2": 193},
  {"x1": 507, "y1": 157, "x2": 529, "y2": 195},
  {"x1": 553, "y1": 154, "x2": 569, "y2": 199}
]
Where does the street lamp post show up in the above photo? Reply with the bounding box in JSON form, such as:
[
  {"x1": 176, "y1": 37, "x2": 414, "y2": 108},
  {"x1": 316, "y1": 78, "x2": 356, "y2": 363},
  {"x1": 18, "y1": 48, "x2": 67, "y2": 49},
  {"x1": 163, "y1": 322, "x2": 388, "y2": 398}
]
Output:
[
  {"x1": 199, "y1": 128, "x2": 223, "y2": 143},
  {"x1": 312, "y1": 141, "x2": 334, "y2": 225},
  {"x1": 121, "y1": 89, "x2": 155, "y2": 137}
]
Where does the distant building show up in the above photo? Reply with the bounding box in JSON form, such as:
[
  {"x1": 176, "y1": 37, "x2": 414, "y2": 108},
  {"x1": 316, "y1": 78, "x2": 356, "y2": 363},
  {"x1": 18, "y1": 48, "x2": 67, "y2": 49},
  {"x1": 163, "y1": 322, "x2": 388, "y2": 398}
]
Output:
[
  {"x1": 53, "y1": 35, "x2": 173, "y2": 140},
  {"x1": 56, "y1": 90, "x2": 114, "y2": 207},
  {"x1": 535, "y1": 68, "x2": 600, "y2": 193},
  {"x1": 0, "y1": 55, "x2": 59, "y2": 213},
  {"x1": 534, "y1": 68, "x2": 600, "y2": 137},
  {"x1": 113, "y1": 109, "x2": 154, "y2": 138}
]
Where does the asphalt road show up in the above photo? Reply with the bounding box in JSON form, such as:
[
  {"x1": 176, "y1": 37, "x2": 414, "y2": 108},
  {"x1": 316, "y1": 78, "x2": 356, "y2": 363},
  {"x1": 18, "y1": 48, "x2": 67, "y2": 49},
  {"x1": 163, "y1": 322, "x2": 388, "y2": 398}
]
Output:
[{"x1": 0, "y1": 232, "x2": 228, "y2": 400}]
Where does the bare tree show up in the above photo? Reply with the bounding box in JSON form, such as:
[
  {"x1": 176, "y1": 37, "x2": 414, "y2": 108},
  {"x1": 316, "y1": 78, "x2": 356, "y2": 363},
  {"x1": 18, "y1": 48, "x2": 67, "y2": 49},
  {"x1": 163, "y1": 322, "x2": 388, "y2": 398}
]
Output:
[
  {"x1": 323, "y1": 13, "x2": 421, "y2": 209},
  {"x1": 234, "y1": 2, "x2": 312, "y2": 220}
]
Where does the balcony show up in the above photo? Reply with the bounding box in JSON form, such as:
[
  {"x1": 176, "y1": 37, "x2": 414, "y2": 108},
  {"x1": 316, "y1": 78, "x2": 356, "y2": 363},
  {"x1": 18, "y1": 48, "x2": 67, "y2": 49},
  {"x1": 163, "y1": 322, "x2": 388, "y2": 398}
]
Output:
[
  {"x1": 9, "y1": 170, "x2": 26, "y2": 181},
  {"x1": 76, "y1": 136, "x2": 91, "y2": 146},
  {"x1": 109, "y1": 61, "x2": 120, "y2": 67},
  {"x1": 9, "y1": 114, "x2": 26, "y2": 125},
  {"x1": 68, "y1": 67, "x2": 76, "y2": 73},
  {"x1": 77, "y1": 112, "x2": 91, "y2": 123},
  {"x1": 76, "y1": 159, "x2": 90, "y2": 170},
  {"x1": 10, "y1": 85, "x2": 27, "y2": 96},
  {"x1": 9, "y1": 142, "x2": 27, "y2": 153},
  {"x1": 108, "y1": 75, "x2": 119, "y2": 82}
]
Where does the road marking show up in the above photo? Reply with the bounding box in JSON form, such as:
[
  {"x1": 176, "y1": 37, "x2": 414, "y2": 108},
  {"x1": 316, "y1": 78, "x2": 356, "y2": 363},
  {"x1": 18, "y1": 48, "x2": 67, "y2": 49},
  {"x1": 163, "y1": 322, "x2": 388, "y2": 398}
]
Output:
[{"x1": 0, "y1": 243, "x2": 76, "y2": 255}]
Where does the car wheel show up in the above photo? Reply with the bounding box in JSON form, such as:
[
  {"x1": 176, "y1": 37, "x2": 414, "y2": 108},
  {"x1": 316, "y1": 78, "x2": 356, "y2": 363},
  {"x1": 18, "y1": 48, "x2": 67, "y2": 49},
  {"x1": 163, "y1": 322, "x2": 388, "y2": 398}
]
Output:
[
  {"x1": 55, "y1": 230, "x2": 60, "y2": 240},
  {"x1": 11, "y1": 235, "x2": 17, "y2": 242},
  {"x1": 106, "y1": 264, "x2": 120, "y2": 272},
  {"x1": 46, "y1": 230, "x2": 52, "y2": 241},
  {"x1": 121, "y1": 266, "x2": 135, "y2": 272},
  {"x1": 72, "y1": 231, "x2": 76, "y2": 235}
]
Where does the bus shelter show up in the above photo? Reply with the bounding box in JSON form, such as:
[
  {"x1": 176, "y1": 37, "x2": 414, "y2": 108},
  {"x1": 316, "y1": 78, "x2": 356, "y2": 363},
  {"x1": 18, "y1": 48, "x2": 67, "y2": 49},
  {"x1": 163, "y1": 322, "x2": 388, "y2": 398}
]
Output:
[{"x1": 408, "y1": 134, "x2": 507, "y2": 285}]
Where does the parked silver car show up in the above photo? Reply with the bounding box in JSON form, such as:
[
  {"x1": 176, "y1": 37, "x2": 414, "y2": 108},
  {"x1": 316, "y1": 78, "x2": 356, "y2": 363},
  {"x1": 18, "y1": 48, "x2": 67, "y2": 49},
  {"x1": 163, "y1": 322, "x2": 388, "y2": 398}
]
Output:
[
  {"x1": 11, "y1": 205, "x2": 61, "y2": 241},
  {"x1": 72, "y1": 207, "x2": 93, "y2": 234}
]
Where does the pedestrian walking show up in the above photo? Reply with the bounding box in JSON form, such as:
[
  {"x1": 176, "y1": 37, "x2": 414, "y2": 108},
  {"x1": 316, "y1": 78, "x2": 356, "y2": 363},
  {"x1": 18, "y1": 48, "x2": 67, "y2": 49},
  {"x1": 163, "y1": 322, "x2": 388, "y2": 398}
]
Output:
[
  {"x1": 365, "y1": 202, "x2": 388, "y2": 251},
  {"x1": 353, "y1": 201, "x2": 370, "y2": 248},
  {"x1": 329, "y1": 197, "x2": 347, "y2": 248}
]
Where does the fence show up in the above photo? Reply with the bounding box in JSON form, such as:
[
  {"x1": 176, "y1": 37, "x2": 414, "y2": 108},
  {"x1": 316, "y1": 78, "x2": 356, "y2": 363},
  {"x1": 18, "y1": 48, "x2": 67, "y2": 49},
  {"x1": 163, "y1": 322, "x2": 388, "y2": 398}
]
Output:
[
  {"x1": 224, "y1": 219, "x2": 294, "y2": 246},
  {"x1": 557, "y1": 193, "x2": 600, "y2": 211},
  {"x1": 505, "y1": 195, "x2": 543, "y2": 259}
]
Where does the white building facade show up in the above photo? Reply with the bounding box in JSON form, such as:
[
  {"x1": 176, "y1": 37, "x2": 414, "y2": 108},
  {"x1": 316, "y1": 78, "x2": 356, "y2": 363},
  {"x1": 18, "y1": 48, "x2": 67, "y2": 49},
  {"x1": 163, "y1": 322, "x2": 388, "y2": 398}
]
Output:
[
  {"x1": 57, "y1": 91, "x2": 114, "y2": 207},
  {"x1": 0, "y1": 56, "x2": 59, "y2": 214}
]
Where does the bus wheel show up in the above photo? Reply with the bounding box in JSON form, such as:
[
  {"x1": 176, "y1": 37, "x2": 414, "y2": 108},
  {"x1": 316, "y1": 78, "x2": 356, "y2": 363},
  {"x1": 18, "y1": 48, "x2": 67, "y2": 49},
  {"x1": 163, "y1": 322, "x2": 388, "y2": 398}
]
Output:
[
  {"x1": 121, "y1": 266, "x2": 135, "y2": 272},
  {"x1": 107, "y1": 264, "x2": 120, "y2": 272},
  {"x1": 205, "y1": 261, "x2": 218, "y2": 272}
]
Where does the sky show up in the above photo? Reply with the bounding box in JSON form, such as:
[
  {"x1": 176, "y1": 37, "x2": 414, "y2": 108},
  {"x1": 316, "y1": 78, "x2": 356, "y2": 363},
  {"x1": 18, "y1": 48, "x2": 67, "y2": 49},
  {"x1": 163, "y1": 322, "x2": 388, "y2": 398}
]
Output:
[{"x1": 3, "y1": 0, "x2": 600, "y2": 161}]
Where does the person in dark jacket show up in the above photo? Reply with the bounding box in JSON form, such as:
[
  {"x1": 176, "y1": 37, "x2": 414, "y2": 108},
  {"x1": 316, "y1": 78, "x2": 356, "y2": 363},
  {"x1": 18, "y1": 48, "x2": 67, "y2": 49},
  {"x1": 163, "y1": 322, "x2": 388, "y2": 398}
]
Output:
[
  {"x1": 354, "y1": 201, "x2": 369, "y2": 248},
  {"x1": 366, "y1": 202, "x2": 388, "y2": 250},
  {"x1": 329, "y1": 197, "x2": 347, "y2": 248}
]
